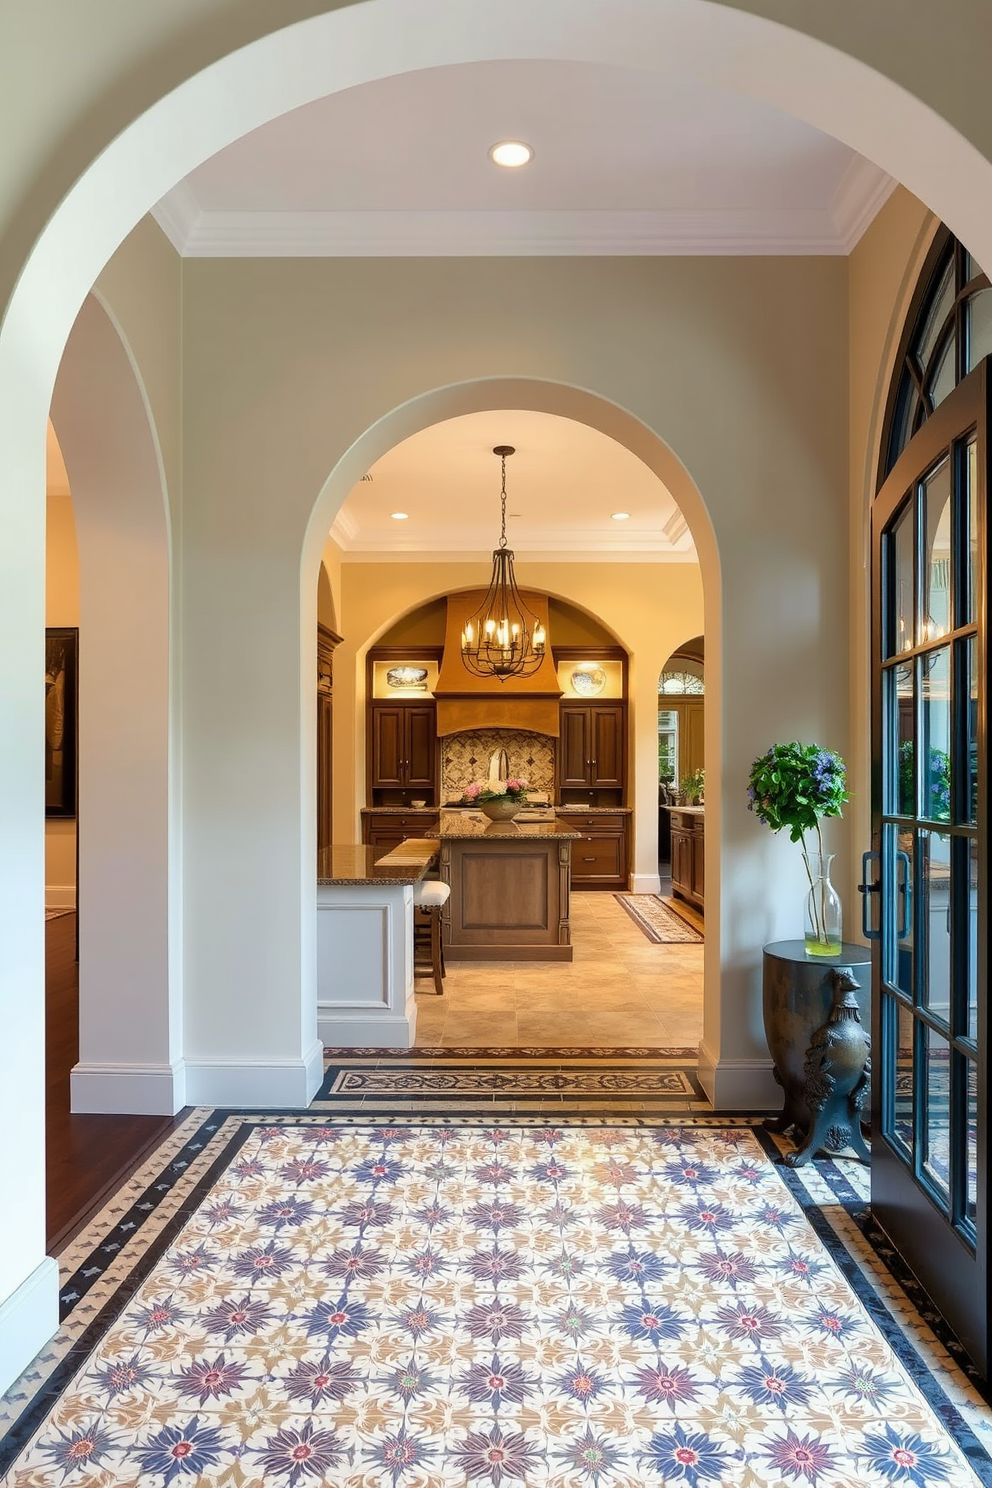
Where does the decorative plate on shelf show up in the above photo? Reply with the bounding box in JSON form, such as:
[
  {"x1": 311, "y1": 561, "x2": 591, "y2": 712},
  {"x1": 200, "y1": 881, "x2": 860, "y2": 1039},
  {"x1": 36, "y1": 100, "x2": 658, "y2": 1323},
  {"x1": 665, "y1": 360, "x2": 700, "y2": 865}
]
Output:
[
  {"x1": 385, "y1": 666, "x2": 429, "y2": 691},
  {"x1": 570, "y1": 666, "x2": 607, "y2": 697}
]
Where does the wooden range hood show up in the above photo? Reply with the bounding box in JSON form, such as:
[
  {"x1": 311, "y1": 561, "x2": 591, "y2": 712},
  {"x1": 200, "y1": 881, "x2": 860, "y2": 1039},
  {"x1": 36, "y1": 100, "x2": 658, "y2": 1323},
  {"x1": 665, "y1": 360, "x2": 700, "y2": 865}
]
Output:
[{"x1": 434, "y1": 591, "x2": 562, "y2": 736}]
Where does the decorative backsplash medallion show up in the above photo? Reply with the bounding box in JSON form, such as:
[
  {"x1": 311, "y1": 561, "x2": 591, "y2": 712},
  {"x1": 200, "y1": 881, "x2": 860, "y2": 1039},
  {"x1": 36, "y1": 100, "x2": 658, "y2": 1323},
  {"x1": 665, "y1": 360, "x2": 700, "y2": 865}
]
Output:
[{"x1": 441, "y1": 728, "x2": 556, "y2": 799}]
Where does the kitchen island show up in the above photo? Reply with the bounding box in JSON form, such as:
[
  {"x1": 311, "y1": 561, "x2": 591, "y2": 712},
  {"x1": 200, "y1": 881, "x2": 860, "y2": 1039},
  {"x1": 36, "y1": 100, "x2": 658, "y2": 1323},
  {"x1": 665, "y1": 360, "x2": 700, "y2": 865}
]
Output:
[
  {"x1": 316, "y1": 840, "x2": 437, "y2": 1047},
  {"x1": 428, "y1": 812, "x2": 580, "y2": 962}
]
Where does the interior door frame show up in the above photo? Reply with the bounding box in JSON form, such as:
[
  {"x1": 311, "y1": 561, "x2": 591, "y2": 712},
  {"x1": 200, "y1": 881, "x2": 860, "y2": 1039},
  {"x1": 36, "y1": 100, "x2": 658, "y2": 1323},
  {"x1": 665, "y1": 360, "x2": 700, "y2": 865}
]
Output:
[{"x1": 869, "y1": 359, "x2": 988, "y2": 1373}]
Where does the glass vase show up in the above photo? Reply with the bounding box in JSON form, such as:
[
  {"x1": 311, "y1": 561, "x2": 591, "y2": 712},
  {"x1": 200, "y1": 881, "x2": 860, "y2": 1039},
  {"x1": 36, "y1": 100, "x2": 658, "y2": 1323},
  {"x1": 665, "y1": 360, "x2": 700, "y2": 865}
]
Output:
[{"x1": 803, "y1": 850, "x2": 842, "y2": 957}]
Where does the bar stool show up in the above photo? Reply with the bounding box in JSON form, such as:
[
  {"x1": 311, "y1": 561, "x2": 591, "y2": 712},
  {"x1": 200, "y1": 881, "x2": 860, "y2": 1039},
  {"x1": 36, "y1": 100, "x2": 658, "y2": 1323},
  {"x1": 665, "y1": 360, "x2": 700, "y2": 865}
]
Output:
[{"x1": 413, "y1": 879, "x2": 449, "y2": 996}]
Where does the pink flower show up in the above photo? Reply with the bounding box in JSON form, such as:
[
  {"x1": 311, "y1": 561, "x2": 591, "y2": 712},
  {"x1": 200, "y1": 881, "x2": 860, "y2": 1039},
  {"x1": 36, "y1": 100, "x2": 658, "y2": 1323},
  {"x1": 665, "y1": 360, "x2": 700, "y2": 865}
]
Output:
[
  {"x1": 463, "y1": 781, "x2": 482, "y2": 799},
  {"x1": 505, "y1": 778, "x2": 528, "y2": 793}
]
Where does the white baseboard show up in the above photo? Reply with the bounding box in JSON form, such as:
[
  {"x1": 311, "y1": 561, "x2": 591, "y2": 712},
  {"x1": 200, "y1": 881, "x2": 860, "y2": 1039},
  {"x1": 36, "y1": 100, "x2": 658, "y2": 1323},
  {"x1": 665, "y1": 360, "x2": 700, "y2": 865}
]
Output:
[
  {"x1": 184, "y1": 1042, "x2": 325, "y2": 1108},
  {"x1": 697, "y1": 1041, "x2": 781, "y2": 1111},
  {"x1": 0, "y1": 1257, "x2": 59, "y2": 1398},
  {"x1": 70, "y1": 1060, "x2": 187, "y2": 1115},
  {"x1": 629, "y1": 873, "x2": 662, "y2": 895},
  {"x1": 319, "y1": 1008, "x2": 417, "y2": 1050},
  {"x1": 45, "y1": 884, "x2": 76, "y2": 909}
]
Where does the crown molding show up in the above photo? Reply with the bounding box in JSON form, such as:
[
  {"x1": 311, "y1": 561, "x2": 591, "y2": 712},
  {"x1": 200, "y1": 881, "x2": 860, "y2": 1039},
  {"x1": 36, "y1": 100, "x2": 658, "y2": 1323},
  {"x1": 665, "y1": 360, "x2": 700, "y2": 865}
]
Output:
[
  {"x1": 150, "y1": 181, "x2": 200, "y2": 253},
  {"x1": 830, "y1": 156, "x2": 897, "y2": 252},
  {"x1": 150, "y1": 193, "x2": 891, "y2": 258},
  {"x1": 340, "y1": 548, "x2": 700, "y2": 564},
  {"x1": 663, "y1": 509, "x2": 689, "y2": 544},
  {"x1": 329, "y1": 524, "x2": 696, "y2": 556},
  {"x1": 330, "y1": 508, "x2": 359, "y2": 544}
]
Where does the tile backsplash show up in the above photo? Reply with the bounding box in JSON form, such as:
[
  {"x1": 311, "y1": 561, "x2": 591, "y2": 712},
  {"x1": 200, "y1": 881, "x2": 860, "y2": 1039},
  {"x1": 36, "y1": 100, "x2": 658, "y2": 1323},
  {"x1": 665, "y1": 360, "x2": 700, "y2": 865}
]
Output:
[{"x1": 441, "y1": 729, "x2": 556, "y2": 800}]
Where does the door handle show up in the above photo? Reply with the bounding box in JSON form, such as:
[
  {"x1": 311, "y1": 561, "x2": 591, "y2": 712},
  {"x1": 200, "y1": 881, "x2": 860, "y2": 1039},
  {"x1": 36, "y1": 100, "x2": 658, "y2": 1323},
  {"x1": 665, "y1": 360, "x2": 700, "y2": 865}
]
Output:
[
  {"x1": 858, "y1": 850, "x2": 880, "y2": 940},
  {"x1": 896, "y1": 849, "x2": 912, "y2": 940}
]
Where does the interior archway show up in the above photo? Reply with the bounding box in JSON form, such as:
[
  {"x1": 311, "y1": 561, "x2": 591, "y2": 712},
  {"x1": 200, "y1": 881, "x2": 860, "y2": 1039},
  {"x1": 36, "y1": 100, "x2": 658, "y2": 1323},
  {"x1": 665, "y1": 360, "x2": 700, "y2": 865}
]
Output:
[
  {"x1": 50, "y1": 294, "x2": 179, "y2": 1115},
  {"x1": 301, "y1": 381, "x2": 716, "y2": 1058}
]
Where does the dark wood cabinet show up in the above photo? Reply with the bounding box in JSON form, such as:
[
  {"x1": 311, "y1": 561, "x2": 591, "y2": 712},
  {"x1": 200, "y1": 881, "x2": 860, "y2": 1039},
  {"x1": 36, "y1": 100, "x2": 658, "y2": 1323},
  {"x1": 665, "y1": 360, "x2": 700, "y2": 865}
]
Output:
[
  {"x1": 363, "y1": 811, "x2": 440, "y2": 862},
  {"x1": 562, "y1": 811, "x2": 629, "y2": 890},
  {"x1": 370, "y1": 703, "x2": 437, "y2": 795},
  {"x1": 670, "y1": 809, "x2": 704, "y2": 912},
  {"x1": 316, "y1": 623, "x2": 342, "y2": 855},
  {"x1": 558, "y1": 704, "x2": 625, "y2": 790}
]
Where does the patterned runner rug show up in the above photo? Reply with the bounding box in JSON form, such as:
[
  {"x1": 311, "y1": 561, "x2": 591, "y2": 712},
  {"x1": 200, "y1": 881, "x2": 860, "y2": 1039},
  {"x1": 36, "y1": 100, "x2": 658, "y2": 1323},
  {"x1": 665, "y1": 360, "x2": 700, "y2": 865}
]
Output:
[
  {"x1": 2, "y1": 1112, "x2": 989, "y2": 1484},
  {"x1": 615, "y1": 894, "x2": 704, "y2": 943},
  {"x1": 314, "y1": 1055, "x2": 705, "y2": 1113}
]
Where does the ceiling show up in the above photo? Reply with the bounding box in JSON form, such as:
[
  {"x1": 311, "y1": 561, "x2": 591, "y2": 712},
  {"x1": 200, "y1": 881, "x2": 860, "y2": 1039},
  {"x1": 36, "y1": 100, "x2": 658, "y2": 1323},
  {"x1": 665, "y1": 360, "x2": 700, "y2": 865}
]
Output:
[
  {"x1": 332, "y1": 410, "x2": 694, "y2": 559},
  {"x1": 153, "y1": 59, "x2": 893, "y2": 256}
]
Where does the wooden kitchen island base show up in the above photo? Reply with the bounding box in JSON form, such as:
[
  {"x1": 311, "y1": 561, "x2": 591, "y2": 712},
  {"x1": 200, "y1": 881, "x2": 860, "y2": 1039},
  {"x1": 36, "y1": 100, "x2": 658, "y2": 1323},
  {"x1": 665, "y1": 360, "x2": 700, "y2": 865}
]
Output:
[{"x1": 433, "y1": 817, "x2": 580, "y2": 962}]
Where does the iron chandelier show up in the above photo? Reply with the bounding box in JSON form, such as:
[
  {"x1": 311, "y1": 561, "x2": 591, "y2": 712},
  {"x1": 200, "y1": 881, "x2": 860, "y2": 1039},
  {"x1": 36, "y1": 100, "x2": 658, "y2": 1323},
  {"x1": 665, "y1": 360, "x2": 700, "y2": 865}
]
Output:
[{"x1": 460, "y1": 446, "x2": 547, "y2": 681}]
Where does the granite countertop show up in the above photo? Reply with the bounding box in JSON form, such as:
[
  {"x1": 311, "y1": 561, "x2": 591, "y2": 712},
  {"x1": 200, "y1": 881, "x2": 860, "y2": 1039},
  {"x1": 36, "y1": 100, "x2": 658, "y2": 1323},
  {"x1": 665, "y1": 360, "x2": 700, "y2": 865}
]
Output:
[
  {"x1": 667, "y1": 804, "x2": 705, "y2": 815},
  {"x1": 360, "y1": 806, "x2": 439, "y2": 814},
  {"x1": 556, "y1": 805, "x2": 633, "y2": 814},
  {"x1": 317, "y1": 840, "x2": 437, "y2": 886},
  {"x1": 427, "y1": 811, "x2": 580, "y2": 840}
]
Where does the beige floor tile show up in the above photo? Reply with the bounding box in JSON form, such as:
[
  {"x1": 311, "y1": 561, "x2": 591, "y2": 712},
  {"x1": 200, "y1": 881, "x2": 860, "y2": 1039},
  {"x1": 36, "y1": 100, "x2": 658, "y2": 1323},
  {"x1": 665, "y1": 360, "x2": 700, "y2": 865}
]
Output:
[{"x1": 421, "y1": 894, "x2": 704, "y2": 1052}]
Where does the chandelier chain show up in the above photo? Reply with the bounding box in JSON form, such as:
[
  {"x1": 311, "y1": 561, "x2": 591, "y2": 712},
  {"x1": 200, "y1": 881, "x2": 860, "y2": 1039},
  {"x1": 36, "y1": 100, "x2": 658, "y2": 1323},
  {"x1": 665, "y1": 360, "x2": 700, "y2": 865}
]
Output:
[{"x1": 499, "y1": 452, "x2": 508, "y2": 549}]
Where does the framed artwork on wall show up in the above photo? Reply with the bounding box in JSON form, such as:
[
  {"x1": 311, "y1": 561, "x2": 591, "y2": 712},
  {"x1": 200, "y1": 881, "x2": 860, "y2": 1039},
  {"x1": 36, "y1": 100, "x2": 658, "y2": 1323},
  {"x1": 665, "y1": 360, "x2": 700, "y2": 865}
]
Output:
[{"x1": 45, "y1": 627, "x2": 78, "y2": 818}]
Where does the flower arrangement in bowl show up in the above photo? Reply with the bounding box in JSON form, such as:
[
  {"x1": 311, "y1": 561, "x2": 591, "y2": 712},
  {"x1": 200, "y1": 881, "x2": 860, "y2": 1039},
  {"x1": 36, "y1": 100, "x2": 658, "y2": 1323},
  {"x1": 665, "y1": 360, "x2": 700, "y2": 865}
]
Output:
[
  {"x1": 463, "y1": 777, "x2": 530, "y2": 823},
  {"x1": 747, "y1": 742, "x2": 849, "y2": 957}
]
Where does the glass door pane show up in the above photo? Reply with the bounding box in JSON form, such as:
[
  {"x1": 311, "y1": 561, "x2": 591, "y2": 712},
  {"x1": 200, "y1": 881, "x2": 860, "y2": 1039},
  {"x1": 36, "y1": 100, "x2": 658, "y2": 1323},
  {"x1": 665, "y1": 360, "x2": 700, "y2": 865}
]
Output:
[{"x1": 872, "y1": 361, "x2": 986, "y2": 1376}]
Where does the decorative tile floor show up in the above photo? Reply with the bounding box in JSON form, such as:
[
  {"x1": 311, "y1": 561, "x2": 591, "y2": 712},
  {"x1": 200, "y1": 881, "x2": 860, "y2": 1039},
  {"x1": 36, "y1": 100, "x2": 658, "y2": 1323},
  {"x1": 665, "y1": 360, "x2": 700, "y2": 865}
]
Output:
[
  {"x1": 325, "y1": 1068, "x2": 699, "y2": 1097},
  {"x1": 315, "y1": 1059, "x2": 706, "y2": 1115},
  {"x1": 2, "y1": 1111, "x2": 990, "y2": 1485}
]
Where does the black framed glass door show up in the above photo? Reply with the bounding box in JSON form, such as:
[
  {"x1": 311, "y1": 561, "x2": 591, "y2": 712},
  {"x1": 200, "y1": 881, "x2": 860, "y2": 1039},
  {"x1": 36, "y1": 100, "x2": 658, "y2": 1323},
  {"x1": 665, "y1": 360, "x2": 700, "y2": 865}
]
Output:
[{"x1": 870, "y1": 359, "x2": 987, "y2": 1373}]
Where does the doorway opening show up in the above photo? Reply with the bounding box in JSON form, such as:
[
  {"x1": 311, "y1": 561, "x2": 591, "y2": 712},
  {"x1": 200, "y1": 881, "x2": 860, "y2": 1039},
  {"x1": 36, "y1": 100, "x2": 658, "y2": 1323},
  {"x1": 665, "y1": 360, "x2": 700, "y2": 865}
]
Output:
[{"x1": 307, "y1": 402, "x2": 710, "y2": 1067}]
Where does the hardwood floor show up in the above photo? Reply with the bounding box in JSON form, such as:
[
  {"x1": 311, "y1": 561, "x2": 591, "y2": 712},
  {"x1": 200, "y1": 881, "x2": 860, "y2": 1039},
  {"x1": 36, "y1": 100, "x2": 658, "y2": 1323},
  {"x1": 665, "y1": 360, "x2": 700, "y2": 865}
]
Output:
[{"x1": 45, "y1": 912, "x2": 182, "y2": 1250}]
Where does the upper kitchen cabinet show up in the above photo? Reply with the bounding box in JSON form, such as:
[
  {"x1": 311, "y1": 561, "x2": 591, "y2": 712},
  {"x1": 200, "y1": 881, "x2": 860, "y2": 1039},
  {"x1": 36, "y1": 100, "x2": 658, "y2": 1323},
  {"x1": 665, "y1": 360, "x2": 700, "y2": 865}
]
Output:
[
  {"x1": 555, "y1": 645, "x2": 628, "y2": 803},
  {"x1": 370, "y1": 703, "x2": 437, "y2": 792},
  {"x1": 558, "y1": 704, "x2": 625, "y2": 789},
  {"x1": 367, "y1": 646, "x2": 441, "y2": 805}
]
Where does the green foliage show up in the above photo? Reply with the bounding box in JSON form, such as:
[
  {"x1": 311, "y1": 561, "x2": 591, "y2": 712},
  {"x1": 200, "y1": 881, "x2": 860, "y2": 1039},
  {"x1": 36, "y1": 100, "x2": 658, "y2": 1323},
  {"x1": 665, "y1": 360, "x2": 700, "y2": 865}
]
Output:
[
  {"x1": 747, "y1": 742, "x2": 848, "y2": 845},
  {"x1": 680, "y1": 768, "x2": 705, "y2": 803}
]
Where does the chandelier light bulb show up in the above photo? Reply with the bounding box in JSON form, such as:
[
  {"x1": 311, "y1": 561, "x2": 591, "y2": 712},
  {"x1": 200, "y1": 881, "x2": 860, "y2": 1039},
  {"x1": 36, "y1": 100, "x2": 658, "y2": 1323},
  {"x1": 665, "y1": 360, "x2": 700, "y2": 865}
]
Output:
[
  {"x1": 611, "y1": 511, "x2": 630, "y2": 521},
  {"x1": 489, "y1": 140, "x2": 533, "y2": 169},
  {"x1": 390, "y1": 511, "x2": 409, "y2": 520}
]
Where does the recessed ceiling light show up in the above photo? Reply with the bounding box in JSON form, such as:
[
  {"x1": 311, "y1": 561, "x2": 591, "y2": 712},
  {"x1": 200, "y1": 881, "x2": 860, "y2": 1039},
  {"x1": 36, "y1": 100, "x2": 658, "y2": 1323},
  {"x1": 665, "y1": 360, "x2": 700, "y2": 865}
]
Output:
[
  {"x1": 489, "y1": 140, "x2": 533, "y2": 169},
  {"x1": 390, "y1": 512, "x2": 409, "y2": 521},
  {"x1": 611, "y1": 511, "x2": 630, "y2": 521}
]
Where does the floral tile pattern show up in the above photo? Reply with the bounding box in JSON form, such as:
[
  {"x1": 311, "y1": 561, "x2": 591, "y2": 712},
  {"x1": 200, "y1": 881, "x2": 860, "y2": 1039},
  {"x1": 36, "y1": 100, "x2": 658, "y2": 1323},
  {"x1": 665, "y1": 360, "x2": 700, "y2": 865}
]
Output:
[{"x1": 3, "y1": 1122, "x2": 984, "y2": 1486}]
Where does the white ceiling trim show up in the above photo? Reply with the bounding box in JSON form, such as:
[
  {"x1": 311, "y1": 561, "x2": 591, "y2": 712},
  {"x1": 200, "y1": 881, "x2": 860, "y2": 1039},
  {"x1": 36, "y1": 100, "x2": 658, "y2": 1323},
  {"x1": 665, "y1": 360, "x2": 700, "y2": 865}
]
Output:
[
  {"x1": 153, "y1": 189, "x2": 893, "y2": 258},
  {"x1": 329, "y1": 521, "x2": 695, "y2": 554},
  {"x1": 339, "y1": 548, "x2": 700, "y2": 564},
  {"x1": 831, "y1": 156, "x2": 898, "y2": 252}
]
